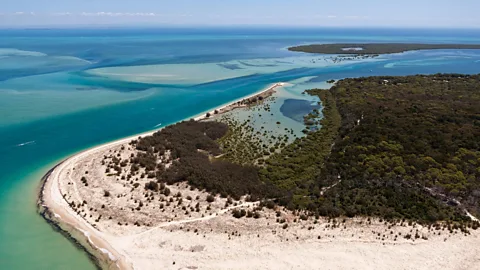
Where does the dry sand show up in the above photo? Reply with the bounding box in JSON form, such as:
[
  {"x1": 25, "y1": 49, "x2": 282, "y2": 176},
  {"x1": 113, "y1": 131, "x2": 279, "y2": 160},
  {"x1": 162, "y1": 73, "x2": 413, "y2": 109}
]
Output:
[
  {"x1": 39, "y1": 82, "x2": 480, "y2": 270},
  {"x1": 194, "y1": 82, "x2": 285, "y2": 121}
]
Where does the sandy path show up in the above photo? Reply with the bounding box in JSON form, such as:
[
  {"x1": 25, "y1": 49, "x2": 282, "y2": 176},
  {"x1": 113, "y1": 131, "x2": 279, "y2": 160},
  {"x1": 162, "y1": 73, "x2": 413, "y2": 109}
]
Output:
[
  {"x1": 39, "y1": 82, "x2": 285, "y2": 269},
  {"x1": 41, "y1": 118, "x2": 480, "y2": 270},
  {"x1": 39, "y1": 81, "x2": 480, "y2": 270},
  {"x1": 136, "y1": 202, "x2": 257, "y2": 237},
  {"x1": 41, "y1": 129, "x2": 480, "y2": 270}
]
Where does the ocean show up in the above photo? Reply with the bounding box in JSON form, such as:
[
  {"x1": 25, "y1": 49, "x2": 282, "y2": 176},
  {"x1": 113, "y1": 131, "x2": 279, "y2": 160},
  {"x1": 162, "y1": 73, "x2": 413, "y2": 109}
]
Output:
[{"x1": 0, "y1": 27, "x2": 479, "y2": 269}]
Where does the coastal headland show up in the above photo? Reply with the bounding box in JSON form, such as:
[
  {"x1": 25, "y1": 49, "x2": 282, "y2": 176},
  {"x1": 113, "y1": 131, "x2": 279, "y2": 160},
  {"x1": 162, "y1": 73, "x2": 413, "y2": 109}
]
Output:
[
  {"x1": 38, "y1": 76, "x2": 480, "y2": 270},
  {"x1": 288, "y1": 43, "x2": 480, "y2": 54}
]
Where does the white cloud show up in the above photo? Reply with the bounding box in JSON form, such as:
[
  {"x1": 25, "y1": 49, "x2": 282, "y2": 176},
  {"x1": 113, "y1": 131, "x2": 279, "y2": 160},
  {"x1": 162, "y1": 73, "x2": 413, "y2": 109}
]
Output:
[
  {"x1": 9, "y1": 12, "x2": 35, "y2": 16},
  {"x1": 327, "y1": 15, "x2": 337, "y2": 18},
  {"x1": 80, "y1": 12, "x2": 157, "y2": 17},
  {"x1": 52, "y1": 12, "x2": 72, "y2": 16},
  {"x1": 1, "y1": 11, "x2": 159, "y2": 18}
]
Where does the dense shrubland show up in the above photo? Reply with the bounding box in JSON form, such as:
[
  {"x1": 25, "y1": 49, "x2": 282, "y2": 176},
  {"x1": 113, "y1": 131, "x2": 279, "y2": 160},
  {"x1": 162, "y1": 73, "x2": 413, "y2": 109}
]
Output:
[
  {"x1": 126, "y1": 74, "x2": 479, "y2": 224},
  {"x1": 131, "y1": 120, "x2": 282, "y2": 200},
  {"x1": 315, "y1": 74, "x2": 480, "y2": 221},
  {"x1": 259, "y1": 89, "x2": 341, "y2": 198},
  {"x1": 264, "y1": 74, "x2": 479, "y2": 223},
  {"x1": 265, "y1": 75, "x2": 479, "y2": 223}
]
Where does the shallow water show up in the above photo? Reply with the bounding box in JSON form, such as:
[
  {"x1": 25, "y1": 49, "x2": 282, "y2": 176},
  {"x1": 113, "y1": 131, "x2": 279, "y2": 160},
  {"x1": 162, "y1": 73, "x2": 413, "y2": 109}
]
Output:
[
  {"x1": 281, "y1": 99, "x2": 322, "y2": 123},
  {"x1": 1, "y1": 27, "x2": 480, "y2": 269},
  {"x1": 214, "y1": 83, "x2": 323, "y2": 146}
]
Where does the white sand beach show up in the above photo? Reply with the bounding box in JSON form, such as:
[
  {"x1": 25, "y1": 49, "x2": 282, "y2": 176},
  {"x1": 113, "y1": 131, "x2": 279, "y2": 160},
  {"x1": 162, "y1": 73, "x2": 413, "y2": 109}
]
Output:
[{"x1": 39, "y1": 82, "x2": 480, "y2": 270}]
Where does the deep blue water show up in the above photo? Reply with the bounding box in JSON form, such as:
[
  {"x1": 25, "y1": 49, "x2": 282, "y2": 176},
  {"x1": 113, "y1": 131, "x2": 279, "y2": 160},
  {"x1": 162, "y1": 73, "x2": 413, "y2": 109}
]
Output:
[
  {"x1": 280, "y1": 99, "x2": 321, "y2": 123},
  {"x1": 0, "y1": 27, "x2": 479, "y2": 269}
]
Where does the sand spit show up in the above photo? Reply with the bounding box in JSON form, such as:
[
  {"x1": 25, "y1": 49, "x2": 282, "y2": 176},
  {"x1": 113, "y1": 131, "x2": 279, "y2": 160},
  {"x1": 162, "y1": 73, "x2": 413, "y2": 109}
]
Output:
[
  {"x1": 37, "y1": 82, "x2": 285, "y2": 269},
  {"x1": 194, "y1": 82, "x2": 285, "y2": 121},
  {"x1": 38, "y1": 82, "x2": 480, "y2": 270}
]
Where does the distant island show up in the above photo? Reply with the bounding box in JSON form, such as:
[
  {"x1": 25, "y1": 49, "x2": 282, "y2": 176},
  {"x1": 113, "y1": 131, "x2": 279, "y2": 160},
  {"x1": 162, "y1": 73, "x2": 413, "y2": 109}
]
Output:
[
  {"x1": 39, "y1": 75, "x2": 480, "y2": 270},
  {"x1": 288, "y1": 43, "x2": 480, "y2": 54}
]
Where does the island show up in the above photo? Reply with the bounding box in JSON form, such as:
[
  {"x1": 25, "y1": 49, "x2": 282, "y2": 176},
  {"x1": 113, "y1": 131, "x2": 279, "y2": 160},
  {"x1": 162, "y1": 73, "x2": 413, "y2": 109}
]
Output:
[
  {"x1": 288, "y1": 43, "x2": 480, "y2": 54},
  {"x1": 39, "y1": 75, "x2": 480, "y2": 270}
]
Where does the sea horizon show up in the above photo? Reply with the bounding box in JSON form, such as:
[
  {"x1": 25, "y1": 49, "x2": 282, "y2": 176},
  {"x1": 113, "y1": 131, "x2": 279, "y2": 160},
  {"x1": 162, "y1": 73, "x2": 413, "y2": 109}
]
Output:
[{"x1": 2, "y1": 24, "x2": 480, "y2": 30}]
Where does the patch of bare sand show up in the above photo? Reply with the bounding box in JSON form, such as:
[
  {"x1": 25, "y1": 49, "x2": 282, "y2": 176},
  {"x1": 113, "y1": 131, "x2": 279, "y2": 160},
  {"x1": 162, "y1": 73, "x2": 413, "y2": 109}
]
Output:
[
  {"x1": 41, "y1": 79, "x2": 480, "y2": 269},
  {"x1": 48, "y1": 137, "x2": 480, "y2": 270},
  {"x1": 108, "y1": 211, "x2": 480, "y2": 270}
]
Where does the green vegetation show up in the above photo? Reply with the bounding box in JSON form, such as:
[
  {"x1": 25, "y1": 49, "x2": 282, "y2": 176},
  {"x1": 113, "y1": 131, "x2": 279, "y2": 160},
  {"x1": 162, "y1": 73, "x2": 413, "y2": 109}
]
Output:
[
  {"x1": 259, "y1": 89, "x2": 341, "y2": 202},
  {"x1": 303, "y1": 107, "x2": 323, "y2": 130},
  {"x1": 126, "y1": 74, "x2": 480, "y2": 224},
  {"x1": 317, "y1": 74, "x2": 480, "y2": 221},
  {"x1": 132, "y1": 120, "x2": 282, "y2": 200},
  {"x1": 216, "y1": 117, "x2": 266, "y2": 165},
  {"x1": 216, "y1": 116, "x2": 291, "y2": 165},
  {"x1": 81, "y1": 176, "x2": 88, "y2": 187},
  {"x1": 206, "y1": 194, "x2": 215, "y2": 203},
  {"x1": 215, "y1": 97, "x2": 293, "y2": 165},
  {"x1": 288, "y1": 43, "x2": 480, "y2": 55},
  {"x1": 262, "y1": 74, "x2": 479, "y2": 223}
]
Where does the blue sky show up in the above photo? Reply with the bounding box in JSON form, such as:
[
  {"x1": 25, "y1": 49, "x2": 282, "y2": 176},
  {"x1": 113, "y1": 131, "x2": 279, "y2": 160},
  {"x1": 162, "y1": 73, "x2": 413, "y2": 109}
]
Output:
[{"x1": 0, "y1": 0, "x2": 479, "y2": 27}]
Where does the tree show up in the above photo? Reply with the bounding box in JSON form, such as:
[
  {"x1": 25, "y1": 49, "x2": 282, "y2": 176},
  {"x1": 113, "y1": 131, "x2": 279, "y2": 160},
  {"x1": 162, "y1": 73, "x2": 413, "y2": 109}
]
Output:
[
  {"x1": 206, "y1": 195, "x2": 215, "y2": 203},
  {"x1": 145, "y1": 181, "x2": 159, "y2": 191}
]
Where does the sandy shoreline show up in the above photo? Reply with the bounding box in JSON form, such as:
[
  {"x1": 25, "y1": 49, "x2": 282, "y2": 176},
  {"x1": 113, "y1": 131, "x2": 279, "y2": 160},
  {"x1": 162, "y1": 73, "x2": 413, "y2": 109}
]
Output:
[
  {"x1": 37, "y1": 80, "x2": 480, "y2": 270},
  {"x1": 37, "y1": 82, "x2": 286, "y2": 270},
  {"x1": 194, "y1": 82, "x2": 284, "y2": 121}
]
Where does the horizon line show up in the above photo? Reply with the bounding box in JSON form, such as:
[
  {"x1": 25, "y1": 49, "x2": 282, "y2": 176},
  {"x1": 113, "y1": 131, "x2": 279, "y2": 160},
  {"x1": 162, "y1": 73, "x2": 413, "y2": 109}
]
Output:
[{"x1": 1, "y1": 24, "x2": 480, "y2": 30}]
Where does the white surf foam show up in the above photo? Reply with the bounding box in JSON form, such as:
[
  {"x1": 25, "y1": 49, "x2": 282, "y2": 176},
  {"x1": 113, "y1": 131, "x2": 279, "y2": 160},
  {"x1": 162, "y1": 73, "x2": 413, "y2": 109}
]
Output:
[{"x1": 16, "y1": 141, "x2": 35, "y2": 147}]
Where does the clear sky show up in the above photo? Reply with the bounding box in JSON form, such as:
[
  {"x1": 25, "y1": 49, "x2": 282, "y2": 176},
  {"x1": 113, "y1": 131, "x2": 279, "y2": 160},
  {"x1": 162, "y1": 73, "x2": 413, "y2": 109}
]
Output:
[{"x1": 0, "y1": 0, "x2": 479, "y2": 28}]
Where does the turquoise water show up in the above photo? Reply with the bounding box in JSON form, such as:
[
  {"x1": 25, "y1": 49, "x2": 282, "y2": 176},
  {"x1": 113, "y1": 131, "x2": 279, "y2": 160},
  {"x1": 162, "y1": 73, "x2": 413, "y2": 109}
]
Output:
[
  {"x1": 213, "y1": 83, "x2": 323, "y2": 146},
  {"x1": 1, "y1": 27, "x2": 480, "y2": 269}
]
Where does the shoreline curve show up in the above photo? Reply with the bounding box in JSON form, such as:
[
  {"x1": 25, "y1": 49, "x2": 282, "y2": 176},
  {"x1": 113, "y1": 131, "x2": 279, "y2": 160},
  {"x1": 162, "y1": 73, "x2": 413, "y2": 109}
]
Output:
[{"x1": 36, "y1": 82, "x2": 285, "y2": 269}]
